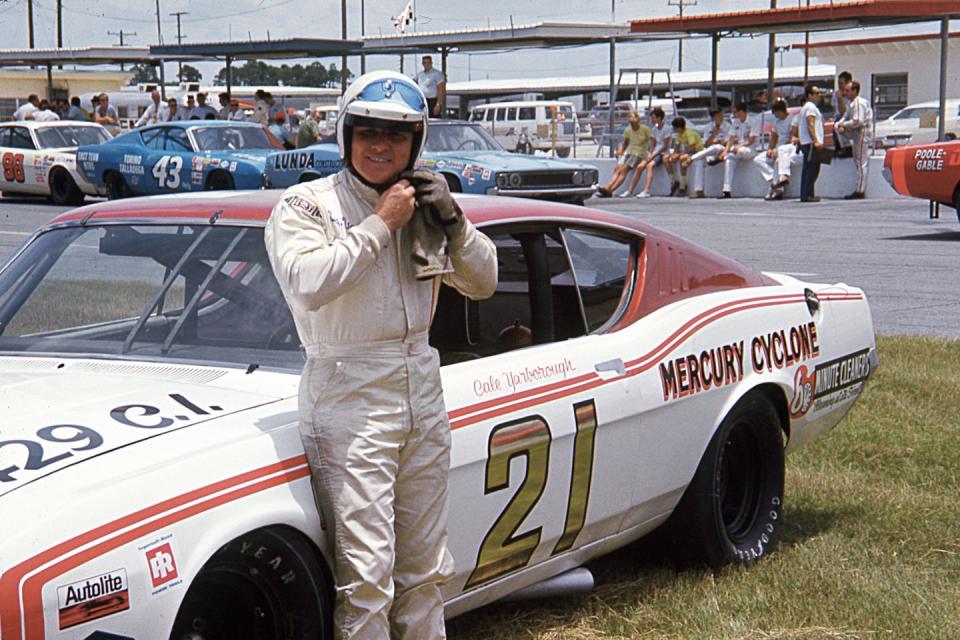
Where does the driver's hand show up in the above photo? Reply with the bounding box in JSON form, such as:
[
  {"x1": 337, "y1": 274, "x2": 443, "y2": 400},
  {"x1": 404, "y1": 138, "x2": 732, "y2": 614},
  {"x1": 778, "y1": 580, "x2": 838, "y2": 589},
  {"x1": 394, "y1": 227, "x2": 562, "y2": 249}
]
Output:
[
  {"x1": 376, "y1": 180, "x2": 416, "y2": 231},
  {"x1": 401, "y1": 168, "x2": 463, "y2": 227}
]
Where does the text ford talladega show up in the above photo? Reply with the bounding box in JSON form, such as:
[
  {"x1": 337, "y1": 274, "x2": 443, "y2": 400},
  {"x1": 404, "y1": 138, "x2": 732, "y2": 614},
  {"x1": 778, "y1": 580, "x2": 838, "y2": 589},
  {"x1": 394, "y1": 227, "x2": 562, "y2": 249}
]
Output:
[
  {"x1": 882, "y1": 140, "x2": 960, "y2": 222},
  {"x1": 0, "y1": 121, "x2": 110, "y2": 205},
  {"x1": 264, "y1": 120, "x2": 599, "y2": 204},
  {"x1": 76, "y1": 121, "x2": 283, "y2": 199},
  {"x1": 0, "y1": 191, "x2": 876, "y2": 639}
]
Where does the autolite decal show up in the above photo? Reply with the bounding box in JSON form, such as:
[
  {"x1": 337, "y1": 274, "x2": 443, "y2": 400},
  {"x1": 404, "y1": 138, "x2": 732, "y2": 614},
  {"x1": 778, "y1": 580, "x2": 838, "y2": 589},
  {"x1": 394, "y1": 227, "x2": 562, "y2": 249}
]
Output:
[{"x1": 56, "y1": 569, "x2": 129, "y2": 629}]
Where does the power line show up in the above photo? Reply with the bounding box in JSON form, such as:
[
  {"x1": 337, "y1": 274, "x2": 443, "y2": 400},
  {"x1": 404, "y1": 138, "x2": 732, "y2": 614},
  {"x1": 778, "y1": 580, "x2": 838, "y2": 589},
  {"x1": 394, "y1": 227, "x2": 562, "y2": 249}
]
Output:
[
  {"x1": 107, "y1": 29, "x2": 137, "y2": 70},
  {"x1": 667, "y1": 0, "x2": 697, "y2": 72},
  {"x1": 170, "y1": 10, "x2": 188, "y2": 81}
]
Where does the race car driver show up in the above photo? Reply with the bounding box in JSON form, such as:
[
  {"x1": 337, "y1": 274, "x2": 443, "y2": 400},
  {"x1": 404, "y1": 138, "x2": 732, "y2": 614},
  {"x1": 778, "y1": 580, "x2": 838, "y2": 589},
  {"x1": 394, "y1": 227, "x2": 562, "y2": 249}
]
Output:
[{"x1": 264, "y1": 71, "x2": 497, "y2": 639}]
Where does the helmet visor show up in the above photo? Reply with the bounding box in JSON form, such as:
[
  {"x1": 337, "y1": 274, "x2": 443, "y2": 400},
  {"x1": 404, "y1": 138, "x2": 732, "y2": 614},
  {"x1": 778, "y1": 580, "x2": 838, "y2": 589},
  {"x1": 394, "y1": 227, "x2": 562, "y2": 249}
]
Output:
[{"x1": 355, "y1": 77, "x2": 426, "y2": 112}]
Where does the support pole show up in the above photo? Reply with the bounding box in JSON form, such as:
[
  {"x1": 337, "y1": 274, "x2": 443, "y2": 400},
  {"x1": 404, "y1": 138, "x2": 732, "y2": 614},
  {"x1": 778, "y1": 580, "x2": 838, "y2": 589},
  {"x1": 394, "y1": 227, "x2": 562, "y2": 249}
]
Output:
[
  {"x1": 155, "y1": 0, "x2": 166, "y2": 100},
  {"x1": 46, "y1": 63, "x2": 53, "y2": 102},
  {"x1": 225, "y1": 56, "x2": 233, "y2": 99},
  {"x1": 441, "y1": 47, "x2": 448, "y2": 114},
  {"x1": 360, "y1": 0, "x2": 366, "y2": 74},
  {"x1": 766, "y1": 0, "x2": 776, "y2": 108},
  {"x1": 938, "y1": 17, "x2": 949, "y2": 142},
  {"x1": 27, "y1": 0, "x2": 35, "y2": 49},
  {"x1": 340, "y1": 0, "x2": 348, "y2": 94},
  {"x1": 608, "y1": 37, "x2": 616, "y2": 157},
  {"x1": 710, "y1": 32, "x2": 719, "y2": 108}
]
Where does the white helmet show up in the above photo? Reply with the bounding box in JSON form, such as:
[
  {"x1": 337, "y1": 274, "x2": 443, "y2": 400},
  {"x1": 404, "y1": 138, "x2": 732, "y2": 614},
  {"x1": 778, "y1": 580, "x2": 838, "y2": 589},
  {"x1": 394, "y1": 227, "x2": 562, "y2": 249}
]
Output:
[{"x1": 337, "y1": 70, "x2": 429, "y2": 174}]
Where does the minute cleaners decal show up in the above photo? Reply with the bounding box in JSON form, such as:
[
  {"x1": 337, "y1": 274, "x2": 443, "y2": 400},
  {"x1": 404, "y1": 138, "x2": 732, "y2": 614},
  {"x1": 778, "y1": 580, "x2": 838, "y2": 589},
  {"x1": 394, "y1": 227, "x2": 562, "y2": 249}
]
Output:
[
  {"x1": 57, "y1": 569, "x2": 129, "y2": 629},
  {"x1": 790, "y1": 348, "x2": 871, "y2": 418},
  {"x1": 659, "y1": 321, "x2": 820, "y2": 402}
]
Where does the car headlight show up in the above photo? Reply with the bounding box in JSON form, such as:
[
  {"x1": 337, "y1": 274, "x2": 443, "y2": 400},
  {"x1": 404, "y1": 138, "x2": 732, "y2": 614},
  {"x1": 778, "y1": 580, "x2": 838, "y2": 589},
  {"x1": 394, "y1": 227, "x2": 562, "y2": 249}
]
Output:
[
  {"x1": 572, "y1": 170, "x2": 584, "y2": 186},
  {"x1": 508, "y1": 173, "x2": 523, "y2": 188},
  {"x1": 496, "y1": 173, "x2": 509, "y2": 188}
]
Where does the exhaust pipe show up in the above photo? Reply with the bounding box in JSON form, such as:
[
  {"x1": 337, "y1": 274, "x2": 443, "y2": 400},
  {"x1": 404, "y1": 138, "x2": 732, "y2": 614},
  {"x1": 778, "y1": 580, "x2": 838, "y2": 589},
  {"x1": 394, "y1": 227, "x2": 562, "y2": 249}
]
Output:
[{"x1": 502, "y1": 567, "x2": 594, "y2": 602}]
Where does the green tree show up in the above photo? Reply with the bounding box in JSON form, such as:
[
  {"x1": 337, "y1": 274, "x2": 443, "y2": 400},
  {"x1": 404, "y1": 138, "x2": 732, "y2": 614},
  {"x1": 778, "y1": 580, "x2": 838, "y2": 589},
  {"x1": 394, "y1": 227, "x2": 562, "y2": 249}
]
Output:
[
  {"x1": 179, "y1": 64, "x2": 203, "y2": 83},
  {"x1": 213, "y1": 60, "x2": 349, "y2": 88},
  {"x1": 128, "y1": 63, "x2": 159, "y2": 85}
]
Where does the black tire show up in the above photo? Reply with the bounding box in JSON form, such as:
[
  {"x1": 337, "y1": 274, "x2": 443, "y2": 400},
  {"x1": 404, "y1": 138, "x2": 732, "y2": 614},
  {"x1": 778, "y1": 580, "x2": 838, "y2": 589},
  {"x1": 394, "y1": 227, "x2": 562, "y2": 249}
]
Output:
[
  {"x1": 555, "y1": 147, "x2": 571, "y2": 158},
  {"x1": 442, "y1": 173, "x2": 462, "y2": 193},
  {"x1": 49, "y1": 168, "x2": 85, "y2": 206},
  {"x1": 205, "y1": 171, "x2": 235, "y2": 191},
  {"x1": 298, "y1": 172, "x2": 322, "y2": 184},
  {"x1": 170, "y1": 526, "x2": 332, "y2": 640},
  {"x1": 105, "y1": 172, "x2": 131, "y2": 200},
  {"x1": 668, "y1": 392, "x2": 785, "y2": 568}
]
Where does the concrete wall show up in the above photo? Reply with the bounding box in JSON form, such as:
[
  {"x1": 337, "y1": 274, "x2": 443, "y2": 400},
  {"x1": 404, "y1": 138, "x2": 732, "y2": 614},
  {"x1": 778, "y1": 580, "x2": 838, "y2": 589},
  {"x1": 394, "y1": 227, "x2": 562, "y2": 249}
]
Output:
[
  {"x1": 583, "y1": 155, "x2": 900, "y2": 200},
  {"x1": 0, "y1": 70, "x2": 132, "y2": 117}
]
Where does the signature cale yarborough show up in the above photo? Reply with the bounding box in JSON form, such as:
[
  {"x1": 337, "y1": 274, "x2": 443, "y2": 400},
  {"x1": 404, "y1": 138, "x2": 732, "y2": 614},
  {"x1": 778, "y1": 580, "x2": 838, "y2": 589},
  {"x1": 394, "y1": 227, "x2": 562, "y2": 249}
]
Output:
[{"x1": 473, "y1": 357, "x2": 576, "y2": 397}]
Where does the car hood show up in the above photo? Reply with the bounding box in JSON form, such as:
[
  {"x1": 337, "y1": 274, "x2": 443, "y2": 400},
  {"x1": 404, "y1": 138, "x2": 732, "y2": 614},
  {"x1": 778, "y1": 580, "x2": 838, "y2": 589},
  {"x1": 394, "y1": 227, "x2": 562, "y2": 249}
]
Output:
[
  {"x1": 0, "y1": 356, "x2": 288, "y2": 498},
  {"x1": 425, "y1": 150, "x2": 593, "y2": 171}
]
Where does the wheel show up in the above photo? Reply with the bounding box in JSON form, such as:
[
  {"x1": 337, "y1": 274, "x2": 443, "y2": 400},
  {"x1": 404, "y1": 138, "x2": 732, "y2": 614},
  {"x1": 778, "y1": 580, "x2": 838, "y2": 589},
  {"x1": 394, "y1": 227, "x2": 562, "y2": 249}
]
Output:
[
  {"x1": 298, "y1": 172, "x2": 322, "y2": 184},
  {"x1": 105, "y1": 172, "x2": 131, "y2": 200},
  {"x1": 667, "y1": 391, "x2": 785, "y2": 568},
  {"x1": 442, "y1": 173, "x2": 462, "y2": 193},
  {"x1": 170, "y1": 527, "x2": 332, "y2": 640},
  {"x1": 48, "y1": 168, "x2": 85, "y2": 206},
  {"x1": 946, "y1": 133, "x2": 957, "y2": 141},
  {"x1": 555, "y1": 147, "x2": 571, "y2": 158},
  {"x1": 205, "y1": 171, "x2": 235, "y2": 191}
]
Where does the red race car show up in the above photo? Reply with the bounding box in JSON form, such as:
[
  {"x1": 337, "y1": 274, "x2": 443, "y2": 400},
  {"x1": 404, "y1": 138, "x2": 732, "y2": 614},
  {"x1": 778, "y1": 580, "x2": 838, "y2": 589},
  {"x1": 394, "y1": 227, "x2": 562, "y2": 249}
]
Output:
[{"x1": 883, "y1": 140, "x2": 960, "y2": 221}]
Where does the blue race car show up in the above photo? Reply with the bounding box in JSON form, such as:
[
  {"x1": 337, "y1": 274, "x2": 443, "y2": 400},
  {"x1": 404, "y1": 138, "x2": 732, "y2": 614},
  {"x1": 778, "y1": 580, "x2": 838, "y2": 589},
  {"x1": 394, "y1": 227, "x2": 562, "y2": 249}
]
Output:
[
  {"x1": 77, "y1": 121, "x2": 284, "y2": 198},
  {"x1": 264, "y1": 120, "x2": 599, "y2": 204}
]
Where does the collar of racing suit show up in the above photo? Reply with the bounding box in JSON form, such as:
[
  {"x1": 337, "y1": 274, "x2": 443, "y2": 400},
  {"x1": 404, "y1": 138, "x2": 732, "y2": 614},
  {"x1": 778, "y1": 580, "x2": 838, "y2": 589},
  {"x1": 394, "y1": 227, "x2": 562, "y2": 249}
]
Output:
[{"x1": 343, "y1": 169, "x2": 387, "y2": 205}]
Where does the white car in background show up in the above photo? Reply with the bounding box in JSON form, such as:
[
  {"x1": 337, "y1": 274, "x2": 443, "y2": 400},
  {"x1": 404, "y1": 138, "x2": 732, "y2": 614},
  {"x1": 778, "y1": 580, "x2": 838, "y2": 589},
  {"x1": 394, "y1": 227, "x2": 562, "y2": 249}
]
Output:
[
  {"x1": 0, "y1": 121, "x2": 111, "y2": 205},
  {"x1": 874, "y1": 99, "x2": 960, "y2": 148}
]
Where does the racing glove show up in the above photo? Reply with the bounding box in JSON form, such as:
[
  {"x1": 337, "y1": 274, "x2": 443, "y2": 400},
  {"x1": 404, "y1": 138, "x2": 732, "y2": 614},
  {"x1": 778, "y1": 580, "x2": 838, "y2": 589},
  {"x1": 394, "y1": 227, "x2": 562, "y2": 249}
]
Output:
[{"x1": 401, "y1": 169, "x2": 464, "y2": 236}]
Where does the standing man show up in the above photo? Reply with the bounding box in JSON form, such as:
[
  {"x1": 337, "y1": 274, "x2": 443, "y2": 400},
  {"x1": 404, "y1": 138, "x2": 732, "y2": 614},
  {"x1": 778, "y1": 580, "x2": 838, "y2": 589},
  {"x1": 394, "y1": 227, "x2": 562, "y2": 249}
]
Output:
[
  {"x1": 755, "y1": 99, "x2": 800, "y2": 200},
  {"x1": 135, "y1": 90, "x2": 168, "y2": 127},
  {"x1": 718, "y1": 102, "x2": 759, "y2": 199},
  {"x1": 597, "y1": 111, "x2": 651, "y2": 197},
  {"x1": 192, "y1": 92, "x2": 218, "y2": 120},
  {"x1": 688, "y1": 107, "x2": 730, "y2": 198},
  {"x1": 94, "y1": 93, "x2": 120, "y2": 135},
  {"x1": 225, "y1": 99, "x2": 246, "y2": 121},
  {"x1": 66, "y1": 96, "x2": 89, "y2": 121},
  {"x1": 265, "y1": 70, "x2": 497, "y2": 640},
  {"x1": 183, "y1": 94, "x2": 197, "y2": 119},
  {"x1": 14, "y1": 94, "x2": 40, "y2": 120},
  {"x1": 833, "y1": 70, "x2": 853, "y2": 157},
  {"x1": 253, "y1": 89, "x2": 270, "y2": 125},
  {"x1": 835, "y1": 80, "x2": 873, "y2": 200},
  {"x1": 415, "y1": 55, "x2": 446, "y2": 118},
  {"x1": 297, "y1": 106, "x2": 324, "y2": 148},
  {"x1": 165, "y1": 98, "x2": 182, "y2": 121},
  {"x1": 799, "y1": 85, "x2": 825, "y2": 203},
  {"x1": 217, "y1": 91, "x2": 232, "y2": 119},
  {"x1": 33, "y1": 100, "x2": 61, "y2": 122}
]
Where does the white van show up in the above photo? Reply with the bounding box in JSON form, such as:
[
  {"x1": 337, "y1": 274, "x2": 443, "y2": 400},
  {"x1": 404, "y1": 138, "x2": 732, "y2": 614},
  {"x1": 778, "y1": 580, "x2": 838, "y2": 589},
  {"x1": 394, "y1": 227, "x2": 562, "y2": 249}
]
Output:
[
  {"x1": 874, "y1": 99, "x2": 960, "y2": 148},
  {"x1": 468, "y1": 100, "x2": 580, "y2": 157}
]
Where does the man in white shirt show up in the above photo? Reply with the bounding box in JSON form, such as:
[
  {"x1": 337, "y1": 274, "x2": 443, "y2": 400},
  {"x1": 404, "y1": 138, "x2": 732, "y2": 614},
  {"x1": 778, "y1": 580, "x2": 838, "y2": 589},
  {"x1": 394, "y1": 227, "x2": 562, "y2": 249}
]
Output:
[
  {"x1": 414, "y1": 55, "x2": 446, "y2": 117},
  {"x1": 632, "y1": 106, "x2": 670, "y2": 198},
  {"x1": 253, "y1": 89, "x2": 270, "y2": 125},
  {"x1": 835, "y1": 80, "x2": 873, "y2": 199},
  {"x1": 14, "y1": 95, "x2": 40, "y2": 121},
  {"x1": 32, "y1": 100, "x2": 61, "y2": 122},
  {"x1": 799, "y1": 85, "x2": 825, "y2": 203},
  {"x1": 192, "y1": 92, "x2": 219, "y2": 120},
  {"x1": 135, "y1": 90, "x2": 169, "y2": 127},
  {"x1": 718, "y1": 102, "x2": 759, "y2": 198},
  {"x1": 755, "y1": 100, "x2": 800, "y2": 200},
  {"x1": 689, "y1": 107, "x2": 730, "y2": 198}
]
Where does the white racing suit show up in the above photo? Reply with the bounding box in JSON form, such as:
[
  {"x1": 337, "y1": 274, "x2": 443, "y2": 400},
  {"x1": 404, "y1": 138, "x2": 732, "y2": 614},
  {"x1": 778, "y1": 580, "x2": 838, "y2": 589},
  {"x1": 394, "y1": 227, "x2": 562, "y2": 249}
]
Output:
[
  {"x1": 836, "y1": 95, "x2": 873, "y2": 193},
  {"x1": 265, "y1": 170, "x2": 498, "y2": 639}
]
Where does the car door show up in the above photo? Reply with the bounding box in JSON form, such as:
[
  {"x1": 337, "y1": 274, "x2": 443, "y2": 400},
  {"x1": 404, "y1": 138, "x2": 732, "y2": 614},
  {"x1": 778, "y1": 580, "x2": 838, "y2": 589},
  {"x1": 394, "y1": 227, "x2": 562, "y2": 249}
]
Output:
[
  {"x1": 144, "y1": 127, "x2": 193, "y2": 194},
  {"x1": 436, "y1": 223, "x2": 641, "y2": 602},
  {"x1": 2, "y1": 126, "x2": 43, "y2": 195}
]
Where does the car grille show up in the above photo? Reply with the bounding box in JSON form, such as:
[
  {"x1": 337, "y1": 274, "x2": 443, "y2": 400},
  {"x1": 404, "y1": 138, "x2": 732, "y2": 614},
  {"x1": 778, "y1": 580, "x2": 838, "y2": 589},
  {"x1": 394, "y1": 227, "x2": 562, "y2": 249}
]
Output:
[{"x1": 518, "y1": 171, "x2": 576, "y2": 188}]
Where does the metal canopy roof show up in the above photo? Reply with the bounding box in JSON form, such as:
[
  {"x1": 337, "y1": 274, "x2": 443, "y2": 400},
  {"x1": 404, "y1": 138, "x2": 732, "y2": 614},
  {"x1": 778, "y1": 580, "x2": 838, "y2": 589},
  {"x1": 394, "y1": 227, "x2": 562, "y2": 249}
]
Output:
[
  {"x1": 360, "y1": 21, "x2": 688, "y2": 55},
  {"x1": 629, "y1": 0, "x2": 960, "y2": 35},
  {"x1": 793, "y1": 30, "x2": 960, "y2": 55},
  {"x1": 151, "y1": 37, "x2": 362, "y2": 60},
  {"x1": 0, "y1": 46, "x2": 195, "y2": 67}
]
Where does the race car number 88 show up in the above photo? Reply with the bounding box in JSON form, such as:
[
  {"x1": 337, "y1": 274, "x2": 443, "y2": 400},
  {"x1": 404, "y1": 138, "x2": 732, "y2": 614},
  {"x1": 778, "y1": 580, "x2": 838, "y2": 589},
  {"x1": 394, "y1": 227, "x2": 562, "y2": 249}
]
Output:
[
  {"x1": 2, "y1": 152, "x2": 25, "y2": 183},
  {"x1": 465, "y1": 399, "x2": 598, "y2": 589}
]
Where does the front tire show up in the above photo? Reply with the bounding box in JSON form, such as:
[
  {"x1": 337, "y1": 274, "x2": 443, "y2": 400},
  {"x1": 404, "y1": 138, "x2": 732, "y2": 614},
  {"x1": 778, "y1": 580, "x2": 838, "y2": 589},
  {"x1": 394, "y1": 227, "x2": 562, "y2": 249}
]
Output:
[
  {"x1": 205, "y1": 171, "x2": 235, "y2": 191},
  {"x1": 49, "y1": 168, "x2": 85, "y2": 206},
  {"x1": 170, "y1": 527, "x2": 332, "y2": 640},
  {"x1": 105, "y1": 172, "x2": 131, "y2": 200},
  {"x1": 668, "y1": 392, "x2": 785, "y2": 568}
]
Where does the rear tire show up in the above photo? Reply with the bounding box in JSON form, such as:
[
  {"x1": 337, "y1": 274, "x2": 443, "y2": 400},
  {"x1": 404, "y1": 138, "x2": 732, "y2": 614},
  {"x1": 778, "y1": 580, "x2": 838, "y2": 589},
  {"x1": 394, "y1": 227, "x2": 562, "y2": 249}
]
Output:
[
  {"x1": 442, "y1": 173, "x2": 462, "y2": 193},
  {"x1": 170, "y1": 527, "x2": 332, "y2": 640},
  {"x1": 667, "y1": 392, "x2": 785, "y2": 568},
  {"x1": 105, "y1": 172, "x2": 131, "y2": 200},
  {"x1": 205, "y1": 171, "x2": 235, "y2": 191},
  {"x1": 556, "y1": 147, "x2": 571, "y2": 158},
  {"x1": 298, "y1": 172, "x2": 322, "y2": 184},
  {"x1": 49, "y1": 168, "x2": 85, "y2": 206}
]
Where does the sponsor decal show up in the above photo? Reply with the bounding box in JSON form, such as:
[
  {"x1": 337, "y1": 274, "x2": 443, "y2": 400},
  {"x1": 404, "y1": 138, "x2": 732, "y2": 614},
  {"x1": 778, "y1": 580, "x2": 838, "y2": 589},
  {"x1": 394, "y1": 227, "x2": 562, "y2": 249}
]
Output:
[
  {"x1": 790, "y1": 348, "x2": 871, "y2": 418},
  {"x1": 119, "y1": 155, "x2": 145, "y2": 176},
  {"x1": 77, "y1": 151, "x2": 100, "y2": 162},
  {"x1": 272, "y1": 152, "x2": 315, "y2": 171},
  {"x1": 191, "y1": 171, "x2": 203, "y2": 185},
  {"x1": 140, "y1": 534, "x2": 182, "y2": 594},
  {"x1": 660, "y1": 321, "x2": 819, "y2": 402},
  {"x1": 473, "y1": 357, "x2": 576, "y2": 397},
  {"x1": 56, "y1": 569, "x2": 129, "y2": 630},
  {"x1": 482, "y1": 168, "x2": 491, "y2": 180},
  {"x1": 229, "y1": 161, "x2": 238, "y2": 172},
  {"x1": 913, "y1": 147, "x2": 944, "y2": 172},
  {"x1": 191, "y1": 157, "x2": 203, "y2": 171},
  {"x1": 283, "y1": 194, "x2": 322, "y2": 218}
]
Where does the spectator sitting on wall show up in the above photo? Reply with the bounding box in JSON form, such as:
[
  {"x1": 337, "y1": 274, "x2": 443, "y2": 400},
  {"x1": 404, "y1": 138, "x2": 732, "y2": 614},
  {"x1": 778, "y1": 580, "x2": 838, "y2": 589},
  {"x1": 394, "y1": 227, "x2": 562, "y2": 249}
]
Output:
[
  {"x1": 755, "y1": 99, "x2": 800, "y2": 201},
  {"x1": 716, "y1": 102, "x2": 759, "y2": 199},
  {"x1": 14, "y1": 94, "x2": 40, "y2": 121},
  {"x1": 632, "y1": 106, "x2": 669, "y2": 199},
  {"x1": 664, "y1": 116, "x2": 704, "y2": 196},
  {"x1": 597, "y1": 112, "x2": 651, "y2": 197},
  {"x1": 94, "y1": 93, "x2": 120, "y2": 134},
  {"x1": 687, "y1": 107, "x2": 730, "y2": 198}
]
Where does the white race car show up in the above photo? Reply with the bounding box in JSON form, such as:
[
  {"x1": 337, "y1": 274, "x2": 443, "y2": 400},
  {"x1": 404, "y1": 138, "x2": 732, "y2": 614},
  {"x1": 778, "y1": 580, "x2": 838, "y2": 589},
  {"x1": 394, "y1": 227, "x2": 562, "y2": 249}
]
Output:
[
  {"x1": 0, "y1": 191, "x2": 877, "y2": 639},
  {"x1": 0, "y1": 121, "x2": 110, "y2": 205}
]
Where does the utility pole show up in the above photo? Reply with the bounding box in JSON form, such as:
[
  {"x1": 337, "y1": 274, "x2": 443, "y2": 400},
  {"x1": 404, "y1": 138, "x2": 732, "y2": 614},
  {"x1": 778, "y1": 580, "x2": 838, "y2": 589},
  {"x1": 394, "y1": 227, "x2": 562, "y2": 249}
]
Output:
[
  {"x1": 170, "y1": 11, "x2": 188, "y2": 82},
  {"x1": 667, "y1": 0, "x2": 696, "y2": 72},
  {"x1": 27, "y1": 0, "x2": 35, "y2": 48},
  {"x1": 155, "y1": 0, "x2": 167, "y2": 99},
  {"x1": 766, "y1": 0, "x2": 776, "y2": 108},
  {"x1": 108, "y1": 30, "x2": 137, "y2": 70},
  {"x1": 340, "y1": 0, "x2": 347, "y2": 94},
  {"x1": 56, "y1": 0, "x2": 63, "y2": 49}
]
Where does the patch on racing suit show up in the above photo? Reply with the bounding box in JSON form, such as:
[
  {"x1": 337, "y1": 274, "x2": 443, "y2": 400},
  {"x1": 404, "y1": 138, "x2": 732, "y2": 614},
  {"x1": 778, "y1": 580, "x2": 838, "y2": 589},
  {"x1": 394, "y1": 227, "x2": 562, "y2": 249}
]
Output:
[{"x1": 284, "y1": 194, "x2": 323, "y2": 218}]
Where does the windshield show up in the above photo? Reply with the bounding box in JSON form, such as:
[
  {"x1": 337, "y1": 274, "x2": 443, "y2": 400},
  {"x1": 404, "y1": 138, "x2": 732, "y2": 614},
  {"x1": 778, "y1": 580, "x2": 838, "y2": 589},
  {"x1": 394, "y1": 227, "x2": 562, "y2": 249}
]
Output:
[
  {"x1": 35, "y1": 125, "x2": 110, "y2": 148},
  {"x1": 0, "y1": 224, "x2": 302, "y2": 369},
  {"x1": 191, "y1": 126, "x2": 281, "y2": 151},
  {"x1": 425, "y1": 124, "x2": 503, "y2": 152}
]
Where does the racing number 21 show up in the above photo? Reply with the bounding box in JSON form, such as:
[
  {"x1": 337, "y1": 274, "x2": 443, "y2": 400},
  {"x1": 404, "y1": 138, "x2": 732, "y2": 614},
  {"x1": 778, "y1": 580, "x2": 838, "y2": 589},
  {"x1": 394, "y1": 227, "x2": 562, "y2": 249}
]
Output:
[
  {"x1": 152, "y1": 155, "x2": 184, "y2": 189},
  {"x1": 465, "y1": 399, "x2": 598, "y2": 589},
  {"x1": 2, "y1": 152, "x2": 25, "y2": 183}
]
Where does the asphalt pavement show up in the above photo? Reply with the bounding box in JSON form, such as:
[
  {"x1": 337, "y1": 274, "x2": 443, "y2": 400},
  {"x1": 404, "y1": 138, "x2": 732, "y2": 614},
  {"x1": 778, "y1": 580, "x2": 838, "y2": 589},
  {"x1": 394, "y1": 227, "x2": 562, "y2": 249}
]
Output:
[{"x1": 0, "y1": 192, "x2": 957, "y2": 339}]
